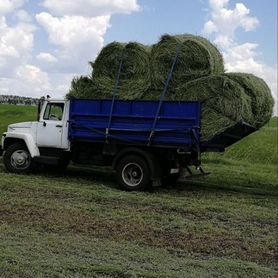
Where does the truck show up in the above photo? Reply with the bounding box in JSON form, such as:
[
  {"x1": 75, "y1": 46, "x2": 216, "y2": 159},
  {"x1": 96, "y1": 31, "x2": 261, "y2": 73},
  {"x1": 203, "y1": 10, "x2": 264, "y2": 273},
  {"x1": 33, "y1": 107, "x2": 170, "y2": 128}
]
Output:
[{"x1": 0, "y1": 96, "x2": 256, "y2": 191}]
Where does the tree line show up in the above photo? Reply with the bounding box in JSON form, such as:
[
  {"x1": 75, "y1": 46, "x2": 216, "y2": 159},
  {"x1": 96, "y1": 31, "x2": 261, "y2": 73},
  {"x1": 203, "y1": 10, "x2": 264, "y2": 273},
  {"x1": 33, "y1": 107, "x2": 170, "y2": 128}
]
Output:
[{"x1": 0, "y1": 95, "x2": 39, "y2": 106}]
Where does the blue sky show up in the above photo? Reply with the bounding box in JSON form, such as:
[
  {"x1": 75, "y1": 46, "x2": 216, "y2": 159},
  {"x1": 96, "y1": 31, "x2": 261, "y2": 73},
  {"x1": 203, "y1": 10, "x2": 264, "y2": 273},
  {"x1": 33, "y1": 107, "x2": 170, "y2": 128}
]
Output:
[
  {"x1": 0, "y1": 0, "x2": 277, "y2": 112},
  {"x1": 105, "y1": 0, "x2": 277, "y2": 66}
]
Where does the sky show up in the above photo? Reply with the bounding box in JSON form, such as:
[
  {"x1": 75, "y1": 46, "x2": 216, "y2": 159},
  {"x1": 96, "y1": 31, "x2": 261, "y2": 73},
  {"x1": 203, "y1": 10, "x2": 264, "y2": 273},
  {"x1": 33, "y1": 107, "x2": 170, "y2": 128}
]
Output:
[{"x1": 0, "y1": 0, "x2": 277, "y2": 113}]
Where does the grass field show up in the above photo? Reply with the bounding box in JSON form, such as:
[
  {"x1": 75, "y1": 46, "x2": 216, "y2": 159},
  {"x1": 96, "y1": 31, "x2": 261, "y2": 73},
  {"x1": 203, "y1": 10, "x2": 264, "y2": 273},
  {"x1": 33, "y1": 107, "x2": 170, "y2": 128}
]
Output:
[
  {"x1": 0, "y1": 104, "x2": 37, "y2": 135},
  {"x1": 0, "y1": 104, "x2": 277, "y2": 278}
]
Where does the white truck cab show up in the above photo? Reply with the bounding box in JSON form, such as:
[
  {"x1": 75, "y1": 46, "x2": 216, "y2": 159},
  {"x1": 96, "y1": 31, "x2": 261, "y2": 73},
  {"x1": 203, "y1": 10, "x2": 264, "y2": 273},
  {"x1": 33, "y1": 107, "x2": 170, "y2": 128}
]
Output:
[
  {"x1": 1, "y1": 98, "x2": 71, "y2": 173},
  {"x1": 36, "y1": 99, "x2": 70, "y2": 149}
]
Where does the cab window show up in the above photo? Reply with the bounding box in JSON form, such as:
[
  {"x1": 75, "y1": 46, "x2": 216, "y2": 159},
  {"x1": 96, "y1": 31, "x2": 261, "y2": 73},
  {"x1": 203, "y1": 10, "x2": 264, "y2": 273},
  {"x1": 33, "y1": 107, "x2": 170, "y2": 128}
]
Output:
[{"x1": 43, "y1": 103, "x2": 64, "y2": 121}]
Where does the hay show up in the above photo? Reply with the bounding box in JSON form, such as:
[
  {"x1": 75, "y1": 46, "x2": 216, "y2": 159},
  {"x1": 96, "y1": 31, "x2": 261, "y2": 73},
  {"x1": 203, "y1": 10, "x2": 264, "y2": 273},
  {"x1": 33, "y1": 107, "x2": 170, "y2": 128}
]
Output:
[
  {"x1": 91, "y1": 42, "x2": 151, "y2": 99},
  {"x1": 67, "y1": 76, "x2": 96, "y2": 99},
  {"x1": 176, "y1": 34, "x2": 225, "y2": 74},
  {"x1": 67, "y1": 35, "x2": 274, "y2": 142},
  {"x1": 142, "y1": 73, "x2": 273, "y2": 141},
  {"x1": 150, "y1": 34, "x2": 224, "y2": 91},
  {"x1": 174, "y1": 75, "x2": 254, "y2": 141},
  {"x1": 225, "y1": 73, "x2": 274, "y2": 127}
]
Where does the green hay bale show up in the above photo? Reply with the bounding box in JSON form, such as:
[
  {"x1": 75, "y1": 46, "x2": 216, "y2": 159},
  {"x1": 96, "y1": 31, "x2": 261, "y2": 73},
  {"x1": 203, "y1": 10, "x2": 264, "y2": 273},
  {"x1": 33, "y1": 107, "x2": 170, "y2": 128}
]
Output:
[
  {"x1": 67, "y1": 36, "x2": 273, "y2": 142},
  {"x1": 150, "y1": 34, "x2": 224, "y2": 90},
  {"x1": 177, "y1": 34, "x2": 225, "y2": 74},
  {"x1": 173, "y1": 75, "x2": 253, "y2": 141},
  {"x1": 67, "y1": 76, "x2": 96, "y2": 99},
  {"x1": 225, "y1": 73, "x2": 274, "y2": 128},
  {"x1": 91, "y1": 42, "x2": 151, "y2": 99}
]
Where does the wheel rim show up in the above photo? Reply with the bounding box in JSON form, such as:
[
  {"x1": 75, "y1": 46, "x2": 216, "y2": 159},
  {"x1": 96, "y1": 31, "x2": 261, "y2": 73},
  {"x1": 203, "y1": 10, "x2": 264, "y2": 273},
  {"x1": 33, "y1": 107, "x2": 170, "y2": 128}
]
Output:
[
  {"x1": 122, "y1": 162, "x2": 143, "y2": 187},
  {"x1": 10, "y1": 150, "x2": 31, "y2": 170}
]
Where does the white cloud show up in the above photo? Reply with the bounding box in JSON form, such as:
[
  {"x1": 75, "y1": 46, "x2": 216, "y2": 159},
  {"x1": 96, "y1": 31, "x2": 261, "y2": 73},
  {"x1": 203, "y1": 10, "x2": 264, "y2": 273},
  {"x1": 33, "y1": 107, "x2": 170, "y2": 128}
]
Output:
[
  {"x1": 204, "y1": 0, "x2": 259, "y2": 48},
  {"x1": 37, "y1": 52, "x2": 57, "y2": 63},
  {"x1": 0, "y1": 16, "x2": 35, "y2": 77},
  {"x1": 16, "y1": 64, "x2": 50, "y2": 91},
  {"x1": 203, "y1": 0, "x2": 277, "y2": 115},
  {"x1": 15, "y1": 9, "x2": 32, "y2": 22},
  {"x1": 208, "y1": 0, "x2": 229, "y2": 10},
  {"x1": 203, "y1": 20, "x2": 217, "y2": 34},
  {"x1": 34, "y1": 0, "x2": 140, "y2": 94},
  {"x1": 0, "y1": 0, "x2": 140, "y2": 98},
  {"x1": 36, "y1": 12, "x2": 111, "y2": 73},
  {"x1": 41, "y1": 0, "x2": 140, "y2": 17},
  {"x1": 36, "y1": 13, "x2": 110, "y2": 49},
  {"x1": 0, "y1": 3, "x2": 43, "y2": 97},
  {"x1": 0, "y1": 65, "x2": 51, "y2": 97},
  {"x1": 0, "y1": 0, "x2": 27, "y2": 15}
]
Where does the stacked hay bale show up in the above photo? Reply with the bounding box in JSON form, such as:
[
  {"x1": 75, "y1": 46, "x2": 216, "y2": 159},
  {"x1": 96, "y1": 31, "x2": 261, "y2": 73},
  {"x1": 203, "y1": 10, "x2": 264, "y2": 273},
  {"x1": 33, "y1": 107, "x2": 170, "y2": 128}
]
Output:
[
  {"x1": 225, "y1": 73, "x2": 274, "y2": 127},
  {"x1": 68, "y1": 76, "x2": 95, "y2": 99},
  {"x1": 150, "y1": 34, "x2": 224, "y2": 91},
  {"x1": 91, "y1": 42, "x2": 151, "y2": 100},
  {"x1": 174, "y1": 75, "x2": 254, "y2": 140},
  {"x1": 67, "y1": 34, "x2": 274, "y2": 141}
]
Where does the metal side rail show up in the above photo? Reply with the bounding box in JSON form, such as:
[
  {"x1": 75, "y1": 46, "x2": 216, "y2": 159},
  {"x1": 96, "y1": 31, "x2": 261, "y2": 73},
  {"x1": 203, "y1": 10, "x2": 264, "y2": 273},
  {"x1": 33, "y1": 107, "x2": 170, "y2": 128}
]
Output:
[
  {"x1": 148, "y1": 44, "x2": 181, "y2": 146},
  {"x1": 106, "y1": 49, "x2": 125, "y2": 143}
]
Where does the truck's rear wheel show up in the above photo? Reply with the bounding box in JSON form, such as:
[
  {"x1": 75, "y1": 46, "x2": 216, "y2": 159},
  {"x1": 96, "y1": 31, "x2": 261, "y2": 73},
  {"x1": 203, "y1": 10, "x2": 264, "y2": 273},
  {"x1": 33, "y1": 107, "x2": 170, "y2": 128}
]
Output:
[
  {"x1": 3, "y1": 143, "x2": 34, "y2": 174},
  {"x1": 116, "y1": 155, "x2": 151, "y2": 191}
]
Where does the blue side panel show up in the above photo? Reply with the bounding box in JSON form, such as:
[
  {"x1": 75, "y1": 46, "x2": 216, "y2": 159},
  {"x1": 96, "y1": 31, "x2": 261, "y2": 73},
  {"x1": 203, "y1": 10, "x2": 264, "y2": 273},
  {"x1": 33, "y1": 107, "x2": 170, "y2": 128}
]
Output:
[{"x1": 69, "y1": 99, "x2": 201, "y2": 149}]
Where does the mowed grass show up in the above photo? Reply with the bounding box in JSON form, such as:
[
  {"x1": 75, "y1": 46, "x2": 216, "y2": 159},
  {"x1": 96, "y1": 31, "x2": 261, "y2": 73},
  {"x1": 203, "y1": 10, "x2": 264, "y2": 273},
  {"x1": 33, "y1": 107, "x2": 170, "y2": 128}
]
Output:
[{"x1": 0, "y1": 105, "x2": 277, "y2": 278}]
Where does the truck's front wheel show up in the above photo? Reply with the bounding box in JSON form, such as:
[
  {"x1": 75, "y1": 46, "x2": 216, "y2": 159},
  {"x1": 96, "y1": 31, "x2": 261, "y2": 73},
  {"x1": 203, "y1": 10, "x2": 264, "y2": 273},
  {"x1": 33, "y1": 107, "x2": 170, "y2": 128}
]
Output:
[
  {"x1": 3, "y1": 143, "x2": 34, "y2": 174},
  {"x1": 116, "y1": 155, "x2": 151, "y2": 191}
]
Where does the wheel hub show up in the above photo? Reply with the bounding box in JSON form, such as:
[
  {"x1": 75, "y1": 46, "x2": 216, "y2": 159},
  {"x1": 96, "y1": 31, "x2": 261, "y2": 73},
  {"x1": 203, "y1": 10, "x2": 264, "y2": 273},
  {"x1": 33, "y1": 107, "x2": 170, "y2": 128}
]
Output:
[
  {"x1": 10, "y1": 150, "x2": 31, "y2": 170},
  {"x1": 122, "y1": 163, "x2": 143, "y2": 187},
  {"x1": 132, "y1": 171, "x2": 139, "y2": 178}
]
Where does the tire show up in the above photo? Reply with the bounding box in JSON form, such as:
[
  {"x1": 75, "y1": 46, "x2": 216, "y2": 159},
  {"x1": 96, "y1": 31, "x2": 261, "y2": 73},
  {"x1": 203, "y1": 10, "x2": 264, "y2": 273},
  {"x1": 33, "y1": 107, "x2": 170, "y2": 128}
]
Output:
[
  {"x1": 3, "y1": 143, "x2": 34, "y2": 174},
  {"x1": 116, "y1": 155, "x2": 151, "y2": 191}
]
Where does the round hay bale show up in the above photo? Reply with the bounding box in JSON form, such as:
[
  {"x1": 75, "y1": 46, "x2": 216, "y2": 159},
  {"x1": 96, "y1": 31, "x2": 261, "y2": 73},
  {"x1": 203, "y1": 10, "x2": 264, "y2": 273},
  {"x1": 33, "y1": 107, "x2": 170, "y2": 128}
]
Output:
[
  {"x1": 67, "y1": 76, "x2": 96, "y2": 99},
  {"x1": 174, "y1": 75, "x2": 253, "y2": 141},
  {"x1": 177, "y1": 34, "x2": 225, "y2": 74},
  {"x1": 91, "y1": 42, "x2": 151, "y2": 99},
  {"x1": 150, "y1": 34, "x2": 224, "y2": 91},
  {"x1": 225, "y1": 73, "x2": 274, "y2": 128}
]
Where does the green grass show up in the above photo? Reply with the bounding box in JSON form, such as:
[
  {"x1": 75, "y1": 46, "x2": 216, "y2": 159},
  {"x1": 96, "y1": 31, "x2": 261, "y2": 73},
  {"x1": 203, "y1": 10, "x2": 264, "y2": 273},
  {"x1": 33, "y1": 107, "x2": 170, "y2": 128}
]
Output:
[
  {"x1": 0, "y1": 105, "x2": 277, "y2": 278},
  {"x1": 205, "y1": 117, "x2": 277, "y2": 165},
  {"x1": 0, "y1": 104, "x2": 37, "y2": 135}
]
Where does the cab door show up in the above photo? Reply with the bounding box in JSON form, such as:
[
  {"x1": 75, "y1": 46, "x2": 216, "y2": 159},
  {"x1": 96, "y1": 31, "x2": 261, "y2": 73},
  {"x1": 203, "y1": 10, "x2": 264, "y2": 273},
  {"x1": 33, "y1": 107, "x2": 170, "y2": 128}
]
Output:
[{"x1": 36, "y1": 102, "x2": 65, "y2": 148}]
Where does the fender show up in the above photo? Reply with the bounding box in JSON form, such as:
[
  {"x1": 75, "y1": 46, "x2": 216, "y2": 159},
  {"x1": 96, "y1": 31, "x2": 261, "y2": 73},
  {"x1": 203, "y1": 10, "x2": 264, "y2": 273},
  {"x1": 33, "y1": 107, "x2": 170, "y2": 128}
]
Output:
[{"x1": 3, "y1": 132, "x2": 40, "y2": 158}]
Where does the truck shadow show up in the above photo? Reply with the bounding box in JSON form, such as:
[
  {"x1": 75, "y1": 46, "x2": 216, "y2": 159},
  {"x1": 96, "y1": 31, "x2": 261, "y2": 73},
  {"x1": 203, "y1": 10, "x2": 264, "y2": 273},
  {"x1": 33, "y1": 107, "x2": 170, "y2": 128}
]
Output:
[{"x1": 37, "y1": 164, "x2": 117, "y2": 188}]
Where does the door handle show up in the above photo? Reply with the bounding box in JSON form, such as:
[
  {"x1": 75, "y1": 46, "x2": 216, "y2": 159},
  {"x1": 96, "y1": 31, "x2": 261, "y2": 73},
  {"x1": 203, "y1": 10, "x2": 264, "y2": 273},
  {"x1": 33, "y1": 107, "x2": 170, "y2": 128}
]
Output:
[{"x1": 56, "y1": 125, "x2": 63, "y2": 128}]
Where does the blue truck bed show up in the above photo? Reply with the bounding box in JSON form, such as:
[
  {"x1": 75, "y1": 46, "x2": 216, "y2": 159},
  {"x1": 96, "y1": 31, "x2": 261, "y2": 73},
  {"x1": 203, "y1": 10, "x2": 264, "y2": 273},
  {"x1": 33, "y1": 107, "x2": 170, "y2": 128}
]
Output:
[{"x1": 69, "y1": 99, "x2": 201, "y2": 149}]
